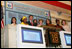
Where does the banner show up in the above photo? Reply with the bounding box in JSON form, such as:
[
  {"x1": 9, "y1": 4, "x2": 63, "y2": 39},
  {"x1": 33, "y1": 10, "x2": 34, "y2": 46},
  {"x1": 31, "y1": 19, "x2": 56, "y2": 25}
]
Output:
[
  {"x1": 5, "y1": 1, "x2": 50, "y2": 18},
  {"x1": 48, "y1": 32, "x2": 61, "y2": 46}
]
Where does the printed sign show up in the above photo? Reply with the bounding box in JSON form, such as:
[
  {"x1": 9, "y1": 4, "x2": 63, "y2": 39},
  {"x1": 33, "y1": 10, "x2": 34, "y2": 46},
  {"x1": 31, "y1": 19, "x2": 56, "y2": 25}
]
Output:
[
  {"x1": 48, "y1": 32, "x2": 61, "y2": 46},
  {"x1": 6, "y1": 1, "x2": 13, "y2": 9}
]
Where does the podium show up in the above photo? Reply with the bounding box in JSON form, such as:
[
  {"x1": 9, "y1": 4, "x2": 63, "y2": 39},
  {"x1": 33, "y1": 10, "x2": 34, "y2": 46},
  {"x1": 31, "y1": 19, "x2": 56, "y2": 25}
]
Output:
[
  {"x1": 2, "y1": 24, "x2": 17, "y2": 48},
  {"x1": 42, "y1": 25, "x2": 61, "y2": 47},
  {"x1": 1, "y1": 24, "x2": 46, "y2": 48}
]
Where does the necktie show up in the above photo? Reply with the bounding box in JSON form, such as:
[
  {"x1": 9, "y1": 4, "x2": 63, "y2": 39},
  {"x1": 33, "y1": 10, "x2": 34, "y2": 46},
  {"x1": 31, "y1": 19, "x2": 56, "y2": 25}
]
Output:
[{"x1": 31, "y1": 21, "x2": 33, "y2": 26}]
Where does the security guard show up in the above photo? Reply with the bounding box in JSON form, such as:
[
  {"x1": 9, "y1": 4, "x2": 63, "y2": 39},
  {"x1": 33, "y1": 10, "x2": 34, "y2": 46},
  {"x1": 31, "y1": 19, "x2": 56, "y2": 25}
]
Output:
[{"x1": 21, "y1": 16, "x2": 29, "y2": 25}]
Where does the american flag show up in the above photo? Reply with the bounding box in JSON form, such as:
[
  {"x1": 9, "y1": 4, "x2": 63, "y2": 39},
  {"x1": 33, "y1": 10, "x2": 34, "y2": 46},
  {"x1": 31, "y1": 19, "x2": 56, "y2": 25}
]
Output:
[{"x1": 1, "y1": 5, "x2": 4, "y2": 29}]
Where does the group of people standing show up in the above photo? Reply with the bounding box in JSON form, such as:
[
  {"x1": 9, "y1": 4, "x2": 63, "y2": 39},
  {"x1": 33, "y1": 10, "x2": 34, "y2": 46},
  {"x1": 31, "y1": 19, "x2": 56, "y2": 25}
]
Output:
[
  {"x1": 20, "y1": 15, "x2": 44, "y2": 27},
  {"x1": 11, "y1": 15, "x2": 71, "y2": 32}
]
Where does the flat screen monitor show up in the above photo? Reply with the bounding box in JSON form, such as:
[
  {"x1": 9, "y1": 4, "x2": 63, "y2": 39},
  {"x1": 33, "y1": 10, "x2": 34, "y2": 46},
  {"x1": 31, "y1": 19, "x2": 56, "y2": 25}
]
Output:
[
  {"x1": 64, "y1": 33, "x2": 71, "y2": 46},
  {"x1": 17, "y1": 24, "x2": 46, "y2": 48},
  {"x1": 21, "y1": 27, "x2": 43, "y2": 44},
  {"x1": 59, "y1": 31, "x2": 71, "y2": 48}
]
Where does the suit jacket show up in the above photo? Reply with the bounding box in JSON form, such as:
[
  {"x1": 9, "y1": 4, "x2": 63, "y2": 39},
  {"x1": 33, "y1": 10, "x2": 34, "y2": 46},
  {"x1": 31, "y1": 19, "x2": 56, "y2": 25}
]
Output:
[
  {"x1": 33, "y1": 23, "x2": 37, "y2": 26},
  {"x1": 27, "y1": 21, "x2": 33, "y2": 26},
  {"x1": 55, "y1": 24, "x2": 64, "y2": 30}
]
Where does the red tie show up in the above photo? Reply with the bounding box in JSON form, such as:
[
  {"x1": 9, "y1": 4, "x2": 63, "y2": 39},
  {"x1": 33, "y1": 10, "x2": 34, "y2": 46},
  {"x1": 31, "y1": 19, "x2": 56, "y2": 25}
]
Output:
[{"x1": 31, "y1": 21, "x2": 33, "y2": 26}]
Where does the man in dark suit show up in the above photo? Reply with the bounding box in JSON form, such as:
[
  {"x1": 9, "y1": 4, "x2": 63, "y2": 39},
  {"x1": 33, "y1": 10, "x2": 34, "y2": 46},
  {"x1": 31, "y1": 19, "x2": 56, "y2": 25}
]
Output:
[
  {"x1": 55, "y1": 19, "x2": 64, "y2": 30},
  {"x1": 27, "y1": 15, "x2": 33, "y2": 26}
]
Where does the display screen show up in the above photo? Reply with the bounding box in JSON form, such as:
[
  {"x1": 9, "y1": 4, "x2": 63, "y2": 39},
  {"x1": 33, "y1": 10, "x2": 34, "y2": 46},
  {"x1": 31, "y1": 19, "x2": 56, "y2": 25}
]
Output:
[
  {"x1": 21, "y1": 27, "x2": 43, "y2": 44},
  {"x1": 64, "y1": 33, "x2": 71, "y2": 46}
]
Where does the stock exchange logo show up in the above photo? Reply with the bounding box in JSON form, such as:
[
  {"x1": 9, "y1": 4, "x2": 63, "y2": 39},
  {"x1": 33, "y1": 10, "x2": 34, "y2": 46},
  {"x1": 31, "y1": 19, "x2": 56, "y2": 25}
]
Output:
[
  {"x1": 6, "y1": 2, "x2": 13, "y2": 9},
  {"x1": 45, "y1": 11, "x2": 50, "y2": 17}
]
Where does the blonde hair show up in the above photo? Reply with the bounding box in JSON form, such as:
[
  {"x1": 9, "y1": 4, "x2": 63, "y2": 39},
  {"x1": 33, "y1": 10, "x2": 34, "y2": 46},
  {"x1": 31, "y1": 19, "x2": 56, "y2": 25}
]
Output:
[{"x1": 39, "y1": 19, "x2": 43, "y2": 22}]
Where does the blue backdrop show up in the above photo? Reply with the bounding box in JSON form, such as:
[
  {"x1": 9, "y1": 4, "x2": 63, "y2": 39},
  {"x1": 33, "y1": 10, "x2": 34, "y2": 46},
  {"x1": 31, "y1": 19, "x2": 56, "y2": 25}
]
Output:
[{"x1": 5, "y1": 1, "x2": 51, "y2": 25}]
